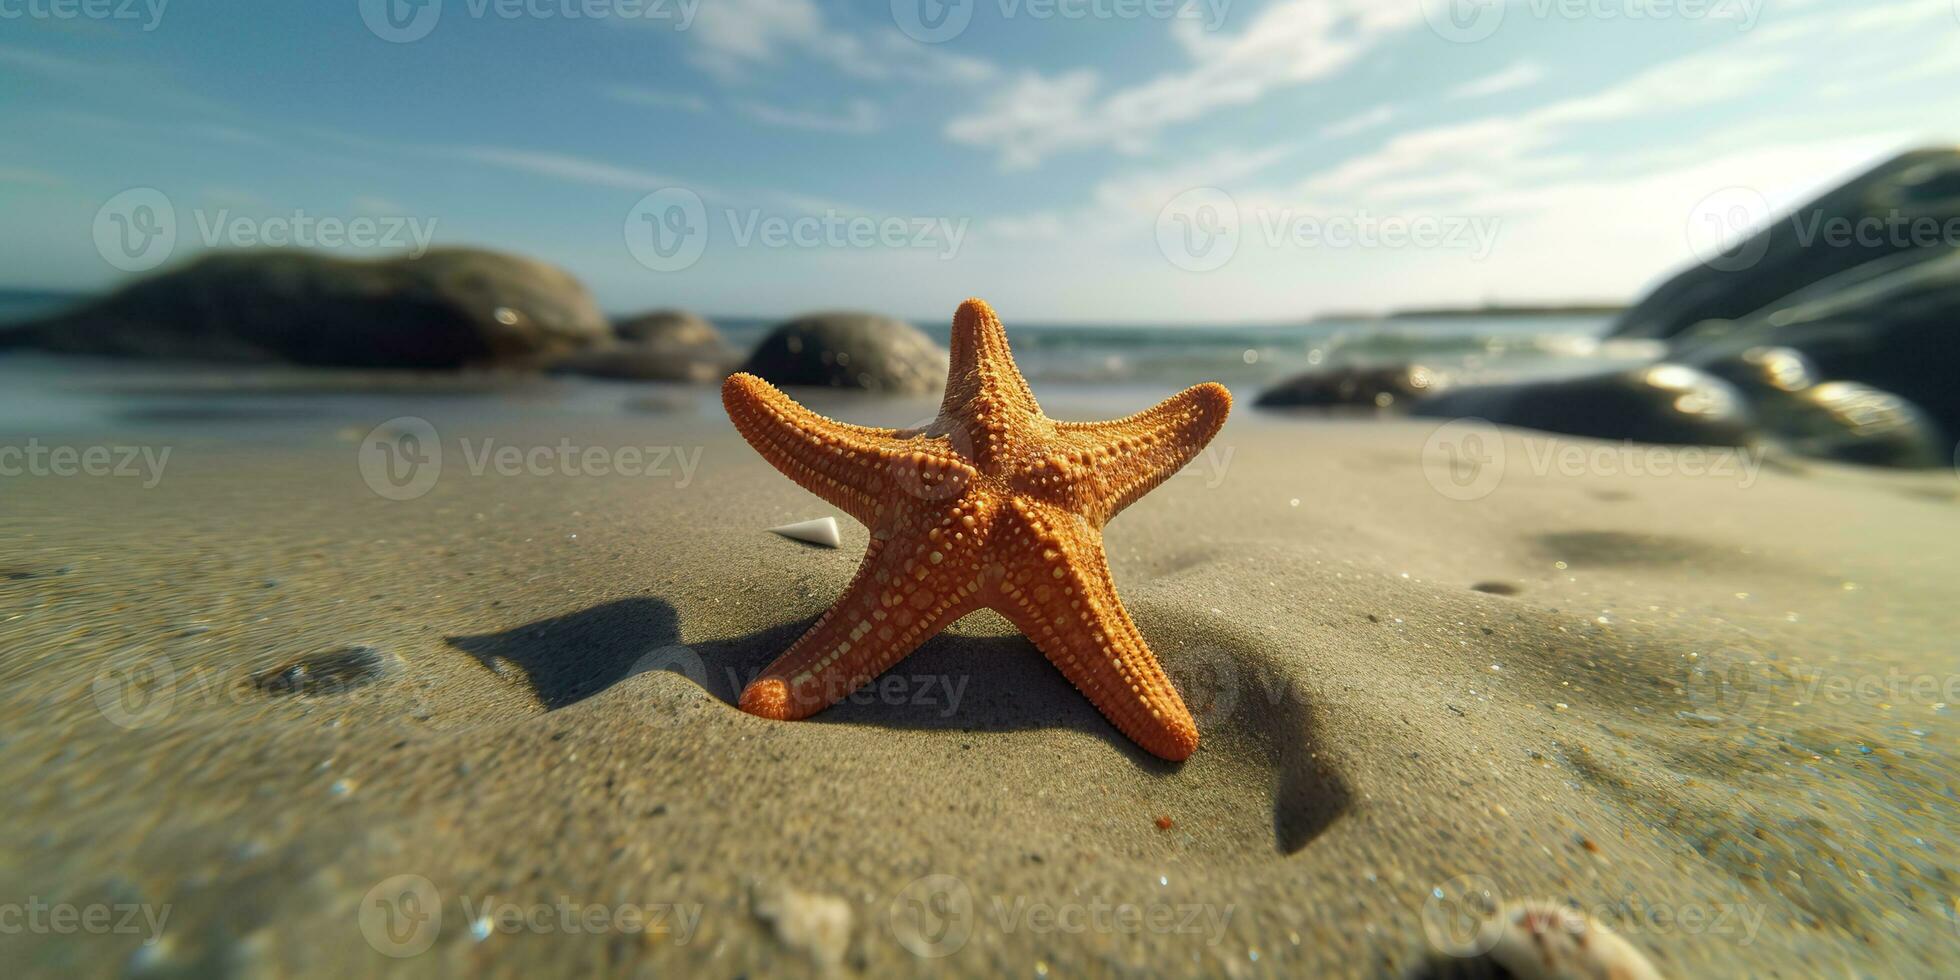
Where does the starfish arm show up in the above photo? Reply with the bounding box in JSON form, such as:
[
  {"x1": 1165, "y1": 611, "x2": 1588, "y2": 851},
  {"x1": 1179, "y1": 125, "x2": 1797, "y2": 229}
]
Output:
[
  {"x1": 1055, "y1": 381, "x2": 1232, "y2": 523},
  {"x1": 941, "y1": 299, "x2": 1044, "y2": 468},
  {"x1": 994, "y1": 505, "x2": 1199, "y2": 761},
  {"x1": 724, "y1": 372, "x2": 967, "y2": 525},
  {"x1": 740, "y1": 536, "x2": 986, "y2": 720}
]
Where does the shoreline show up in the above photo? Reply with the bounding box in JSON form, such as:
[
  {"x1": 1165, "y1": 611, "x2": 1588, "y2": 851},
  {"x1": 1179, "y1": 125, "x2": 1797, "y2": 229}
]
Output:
[{"x1": 2, "y1": 394, "x2": 1954, "y2": 975}]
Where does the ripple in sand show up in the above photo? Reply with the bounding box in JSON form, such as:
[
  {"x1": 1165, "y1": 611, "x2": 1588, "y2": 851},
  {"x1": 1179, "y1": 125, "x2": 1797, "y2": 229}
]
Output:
[{"x1": 251, "y1": 645, "x2": 397, "y2": 696}]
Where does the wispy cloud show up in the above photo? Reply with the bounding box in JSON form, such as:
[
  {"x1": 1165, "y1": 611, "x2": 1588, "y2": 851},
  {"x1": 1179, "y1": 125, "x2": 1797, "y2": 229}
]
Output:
[
  {"x1": 737, "y1": 98, "x2": 880, "y2": 134},
  {"x1": 680, "y1": 0, "x2": 994, "y2": 85},
  {"x1": 448, "y1": 146, "x2": 693, "y2": 192},
  {"x1": 945, "y1": 0, "x2": 1423, "y2": 169},
  {"x1": 1446, "y1": 61, "x2": 1544, "y2": 101},
  {"x1": 1318, "y1": 105, "x2": 1396, "y2": 139}
]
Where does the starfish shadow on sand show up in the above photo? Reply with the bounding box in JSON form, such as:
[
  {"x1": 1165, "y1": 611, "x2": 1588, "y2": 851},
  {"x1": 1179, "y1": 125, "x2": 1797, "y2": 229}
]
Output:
[{"x1": 447, "y1": 597, "x2": 1351, "y2": 854}]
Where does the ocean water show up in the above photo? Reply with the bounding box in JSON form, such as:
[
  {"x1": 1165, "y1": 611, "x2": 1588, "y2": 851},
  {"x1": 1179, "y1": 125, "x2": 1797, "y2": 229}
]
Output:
[
  {"x1": 0, "y1": 290, "x2": 1659, "y2": 430},
  {"x1": 717, "y1": 312, "x2": 1654, "y2": 393}
]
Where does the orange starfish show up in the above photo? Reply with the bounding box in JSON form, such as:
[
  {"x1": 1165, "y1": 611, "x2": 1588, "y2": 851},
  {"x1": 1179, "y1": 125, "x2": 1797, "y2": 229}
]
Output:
[{"x1": 722, "y1": 298, "x2": 1231, "y2": 760}]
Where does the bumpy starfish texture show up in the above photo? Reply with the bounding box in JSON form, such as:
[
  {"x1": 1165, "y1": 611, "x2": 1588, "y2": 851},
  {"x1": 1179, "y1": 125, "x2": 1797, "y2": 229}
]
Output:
[{"x1": 722, "y1": 298, "x2": 1231, "y2": 760}]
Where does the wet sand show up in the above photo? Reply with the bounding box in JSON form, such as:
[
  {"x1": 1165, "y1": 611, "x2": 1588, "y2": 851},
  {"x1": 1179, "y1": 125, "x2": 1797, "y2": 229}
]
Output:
[{"x1": 1, "y1": 377, "x2": 1956, "y2": 977}]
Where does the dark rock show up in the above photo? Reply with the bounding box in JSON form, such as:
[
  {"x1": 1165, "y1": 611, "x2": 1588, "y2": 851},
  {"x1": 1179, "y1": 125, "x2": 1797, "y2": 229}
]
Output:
[
  {"x1": 551, "y1": 309, "x2": 734, "y2": 382},
  {"x1": 1695, "y1": 346, "x2": 1945, "y2": 467},
  {"x1": 1, "y1": 248, "x2": 611, "y2": 368},
  {"x1": 1663, "y1": 251, "x2": 1960, "y2": 445},
  {"x1": 1614, "y1": 148, "x2": 1960, "y2": 339},
  {"x1": 741, "y1": 312, "x2": 947, "y2": 393},
  {"x1": 1255, "y1": 364, "x2": 1445, "y2": 409},
  {"x1": 1759, "y1": 381, "x2": 1944, "y2": 468},
  {"x1": 613, "y1": 309, "x2": 721, "y2": 348},
  {"x1": 1412, "y1": 365, "x2": 1757, "y2": 447},
  {"x1": 1696, "y1": 345, "x2": 1818, "y2": 396}
]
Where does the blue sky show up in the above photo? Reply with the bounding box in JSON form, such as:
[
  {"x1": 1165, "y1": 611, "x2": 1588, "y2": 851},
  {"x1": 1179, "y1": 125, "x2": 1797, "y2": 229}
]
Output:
[{"x1": 1, "y1": 0, "x2": 1956, "y2": 322}]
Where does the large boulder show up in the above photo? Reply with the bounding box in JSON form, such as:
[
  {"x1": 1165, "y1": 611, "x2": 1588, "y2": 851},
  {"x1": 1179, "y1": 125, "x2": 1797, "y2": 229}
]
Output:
[
  {"x1": 741, "y1": 312, "x2": 946, "y2": 393},
  {"x1": 1665, "y1": 250, "x2": 1960, "y2": 441},
  {"x1": 0, "y1": 248, "x2": 611, "y2": 368},
  {"x1": 613, "y1": 309, "x2": 722, "y2": 349},
  {"x1": 1411, "y1": 364, "x2": 1758, "y2": 447},
  {"x1": 1614, "y1": 148, "x2": 1960, "y2": 339},
  {"x1": 547, "y1": 309, "x2": 734, "y2": 383},
  {"x1": 1255, "y1": 363, "x2": 1446, "y2": 409}
]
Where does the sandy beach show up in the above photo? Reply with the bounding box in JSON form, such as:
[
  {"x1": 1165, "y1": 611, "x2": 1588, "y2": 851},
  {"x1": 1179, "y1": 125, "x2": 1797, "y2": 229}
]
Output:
[{"x1": 2, "y1": 368, "x2": 1955, "y2": 977}]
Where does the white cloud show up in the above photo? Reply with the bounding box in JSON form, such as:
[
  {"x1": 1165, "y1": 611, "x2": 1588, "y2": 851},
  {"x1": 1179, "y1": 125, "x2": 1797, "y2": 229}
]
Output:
[
  {"x1": 449, "y1": 146, "x2": 694, "y2": 192},
  {"x1": 737, "y1": 98, "x2": 880, "y2": 134},
  {"x1": 945, "y1": 0, "x2": 1423, "y2": 169},
  {"x1": 681, "y1": 0, "x2": 994, "y2": 85},
  {"x1": 1446, "y1": 61, "x2": 1544, "y2": 101},
  {"x1": 1318, "y1": 105, "x2": 1396, "y2": 139}
]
